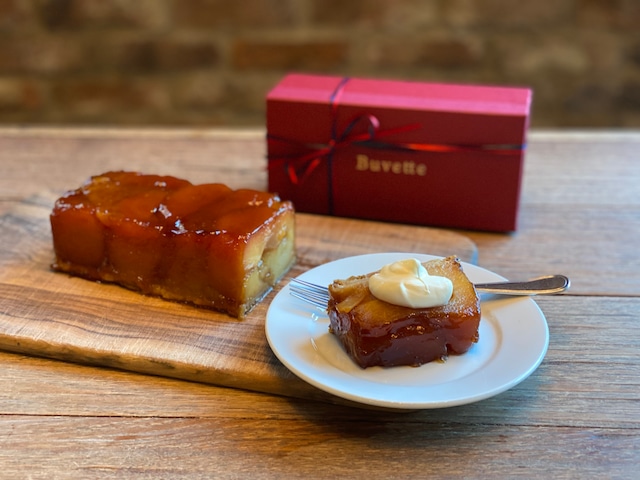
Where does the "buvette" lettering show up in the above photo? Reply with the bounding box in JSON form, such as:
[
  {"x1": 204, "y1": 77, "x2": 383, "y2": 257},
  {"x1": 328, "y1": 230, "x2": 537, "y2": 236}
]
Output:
[{"x1": 355, "y1": 154, "x2": 427, "y2": 176}]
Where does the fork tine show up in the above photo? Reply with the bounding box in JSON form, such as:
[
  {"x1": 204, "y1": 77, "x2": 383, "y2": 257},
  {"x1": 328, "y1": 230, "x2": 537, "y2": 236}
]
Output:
[
  {"x1": 290, "y1": 278, "x2": 329, "y2": 296},
  {"x1": 289, "y1": 286, "x2": 329, "y2": 302},
  {"x1": 289, "y1": 290, "x2": 328, "y2": 309},
  {"x1": 288, "y1": 278, "x2": 330, "y2": 308}
]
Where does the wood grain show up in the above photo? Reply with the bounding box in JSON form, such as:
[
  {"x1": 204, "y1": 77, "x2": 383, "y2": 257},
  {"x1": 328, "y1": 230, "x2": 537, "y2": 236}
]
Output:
[
  {"x1": 0, "y1": 182, "x2": 475, "y2": 405},
  {"x1": 1, "y1": 294, "x2": 638, "y2": 478},
  {"x1": 2, "y1": 296, "x2": 638, "y2": 427},
  {"x1": 1, "y1": 128, "x2": 638, "y2": 479},
  {"x1": 466, "y1": 131, "x2": 640, "y2": 296},
  {"x1": 0, "y1": 415, "x2": 636, "y2": 479}
]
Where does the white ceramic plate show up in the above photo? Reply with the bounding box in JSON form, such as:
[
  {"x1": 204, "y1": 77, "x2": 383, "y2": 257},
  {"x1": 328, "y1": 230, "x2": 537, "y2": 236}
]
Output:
[{"x1": 265, "y1": 253, "x2": 549, "y2": 409}]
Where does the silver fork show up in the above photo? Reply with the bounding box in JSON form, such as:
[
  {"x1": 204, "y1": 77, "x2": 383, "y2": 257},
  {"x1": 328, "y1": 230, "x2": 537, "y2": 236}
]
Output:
[{"x1": 289, "y1": 275, "x2": 570, "y2": 308}]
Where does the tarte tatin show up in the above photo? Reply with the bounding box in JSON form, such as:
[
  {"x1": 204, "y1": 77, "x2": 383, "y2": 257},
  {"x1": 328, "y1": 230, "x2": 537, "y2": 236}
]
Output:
[
  {"x1": 327, "y1": 256, "x2": 481, "y2": 368},
  {"x1": 50, "y1": 171, "x2": 295, "y2": 318}
]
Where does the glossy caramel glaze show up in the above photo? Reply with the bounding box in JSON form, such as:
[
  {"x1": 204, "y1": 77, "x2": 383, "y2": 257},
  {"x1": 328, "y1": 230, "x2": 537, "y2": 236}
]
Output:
[
  {"x1": 50, "y1": 171, "x2": 295, "y2": 317},
  {"x1": 327, "y1": 256, "x2": 480, "y2": 368}
]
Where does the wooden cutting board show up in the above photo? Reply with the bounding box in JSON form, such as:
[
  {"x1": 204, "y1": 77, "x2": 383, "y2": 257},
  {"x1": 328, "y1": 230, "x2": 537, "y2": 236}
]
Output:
[{"x1": 0, "y1": 129, "x2": 477, "y2": 406}]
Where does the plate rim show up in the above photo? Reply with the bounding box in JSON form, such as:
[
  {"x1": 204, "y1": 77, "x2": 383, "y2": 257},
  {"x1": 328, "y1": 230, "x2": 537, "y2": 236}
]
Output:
[{"x1": 265, "y1": 253, "x2": 549, "y2": 409}]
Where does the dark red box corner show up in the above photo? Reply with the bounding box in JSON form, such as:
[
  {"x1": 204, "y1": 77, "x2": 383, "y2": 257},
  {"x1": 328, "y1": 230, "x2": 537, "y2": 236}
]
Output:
[{"x1": 266, "y1": 73, "x2": 532, "y2": 232}]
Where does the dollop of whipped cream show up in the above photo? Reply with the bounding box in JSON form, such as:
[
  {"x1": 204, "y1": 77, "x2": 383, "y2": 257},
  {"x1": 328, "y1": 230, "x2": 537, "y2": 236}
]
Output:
[{"x1": 368, "y1": 258, "x2": 453, "y2": 308}]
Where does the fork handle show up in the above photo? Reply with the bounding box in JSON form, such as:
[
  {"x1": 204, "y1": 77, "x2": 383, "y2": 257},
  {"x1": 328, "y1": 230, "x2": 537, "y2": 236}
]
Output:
[{"x1": 474, "y1": 275, "x2": 570, "y2": 295}]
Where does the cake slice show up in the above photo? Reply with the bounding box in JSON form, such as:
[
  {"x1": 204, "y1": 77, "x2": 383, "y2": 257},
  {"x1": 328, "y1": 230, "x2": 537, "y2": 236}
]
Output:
[
  {"x1": 327, "y1": 256, "x2": 480, "y2": 368},
  {"x1": 50, "y1": 171, "x2": 296, "y2": 318}
]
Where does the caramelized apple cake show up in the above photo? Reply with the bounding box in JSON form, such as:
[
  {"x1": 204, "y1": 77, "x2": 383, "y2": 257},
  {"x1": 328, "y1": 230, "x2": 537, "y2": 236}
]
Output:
[
  {"x1": 327, "y1": 256, "x2": 481, "y2": 368},
  {"x1": 50, "y1": 171, "x2": 296, "y2": 318}
]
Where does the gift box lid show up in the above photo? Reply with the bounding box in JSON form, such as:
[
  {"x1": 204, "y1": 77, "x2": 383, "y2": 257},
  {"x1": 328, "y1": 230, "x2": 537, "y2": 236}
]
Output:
[
  {"x1": 268, "y1": 73, "x2": 530, "y2": 115},
  {"x1": 267, "y1": 73, "x2": 531, "y2": 147}
]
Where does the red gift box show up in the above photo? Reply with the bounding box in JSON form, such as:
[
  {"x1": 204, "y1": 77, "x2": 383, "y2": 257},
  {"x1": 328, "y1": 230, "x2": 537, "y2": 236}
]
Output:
[{"x1": 266, "y1": 73, "x2": 532, "y2": 231}]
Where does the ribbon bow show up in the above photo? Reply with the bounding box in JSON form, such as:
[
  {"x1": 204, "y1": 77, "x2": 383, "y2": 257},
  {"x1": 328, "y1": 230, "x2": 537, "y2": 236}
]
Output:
[{"x1": 267, "y1": 113, "x2": 417, "y2": 185}]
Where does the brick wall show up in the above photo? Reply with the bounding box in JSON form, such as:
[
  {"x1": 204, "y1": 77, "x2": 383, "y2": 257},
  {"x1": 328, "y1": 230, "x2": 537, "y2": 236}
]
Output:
[{"x1": 0, "y1": 0, "x2": 638, "y2": 128}]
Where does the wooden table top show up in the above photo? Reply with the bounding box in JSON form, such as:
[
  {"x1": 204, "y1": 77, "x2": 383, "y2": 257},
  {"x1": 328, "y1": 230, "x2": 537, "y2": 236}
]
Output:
[{"x1": 1, "y1": 128, "x2": 638, "y2": 478}]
